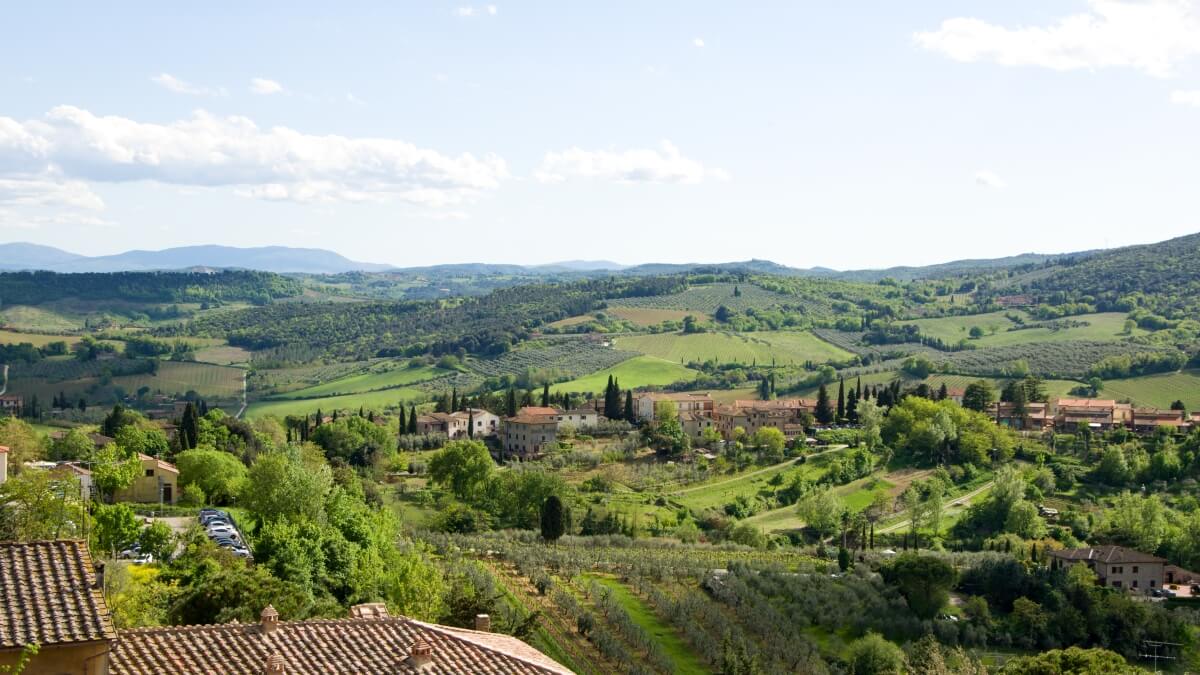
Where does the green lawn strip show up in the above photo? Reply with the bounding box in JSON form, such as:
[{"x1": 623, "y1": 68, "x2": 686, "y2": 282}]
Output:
[
  {"x1": 1101, "y1": 369, "x2": 1200, "y2": 410},
  {"x1": 581, "y1": 574, "x2": 710, "y2": 675},
  {"x1": 614, "y1": 330, "x2": 852, "y2": 367}
]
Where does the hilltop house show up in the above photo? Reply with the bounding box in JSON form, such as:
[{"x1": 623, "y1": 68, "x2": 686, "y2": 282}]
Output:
[
  {"x1": 0, "y1": 539, "x2": 570, "y2": 674},
  {"x1": 1047, "y1": 545, "x2": 1166, "y2": 593},
  {"x1": 113, "y1": 454, "x2": 178, "y2": 505},
  {"x1": 633, "y1": 392, "x2": 714, "y2": 422},
  {"x1": 1130, "y1": 407, "x2": 1189, "y2": 433},
  {"x1": 417, "y1": 409, "x2": 500, "y2": 439},
  {"x1": 554, "y1": 408, "x2": 599, "y2": 430}
]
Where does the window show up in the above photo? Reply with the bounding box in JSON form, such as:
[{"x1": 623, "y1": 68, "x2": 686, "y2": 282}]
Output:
[
  {"x1": 145, "y1": 469, "x2": 154, "y2": 477},
  {"x1": 1132, "y1": 580, "x2": 1138, "y2": 588},
  {"x1": 1150, "y1": 579, "x2": 1157, "y2": 587},
  {"x1": 1112, "y1": 580, "x2": 1122, "y2": 588},
  {"x1": 1132, "y1": 566, "x2": 1139, "y2": 574},
  {"x1": 1112, "y1": 566, "x2": 1123, "y2": 574}
]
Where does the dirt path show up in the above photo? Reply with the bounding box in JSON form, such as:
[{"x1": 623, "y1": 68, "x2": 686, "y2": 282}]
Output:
[
  {"x1": 235, "y1": 371, "x2": 247, "y2": 419},
  {"x1": 669, "y1": 445, "x2": 847, "y2": 496},
  {"x1": 876, "y1": 480, "x2": 994, "y2": 534}
]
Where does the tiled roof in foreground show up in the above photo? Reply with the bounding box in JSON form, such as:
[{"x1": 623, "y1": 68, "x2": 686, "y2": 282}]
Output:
[
  {"x1": 110, "y1": 605, "x2": 573, "y2": 674},
  {"x1": 0, "y1": 539, "x2": 117, "y2": 649}
]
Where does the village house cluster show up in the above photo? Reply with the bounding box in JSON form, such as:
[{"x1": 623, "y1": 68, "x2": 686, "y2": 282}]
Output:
[{"x1": 992, "y1": 398, "x2": 1199, "y2": 433}]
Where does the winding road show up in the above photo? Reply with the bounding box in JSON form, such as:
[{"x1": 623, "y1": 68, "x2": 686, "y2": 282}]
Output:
[
  {"x1": 875, "y1": 480, "x2": 995, "y2": 534},
  {"x1": 669, "y1": 444, "x2": 849, "y2": 496}
]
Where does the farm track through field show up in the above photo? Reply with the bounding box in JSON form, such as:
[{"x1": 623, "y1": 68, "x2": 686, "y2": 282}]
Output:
[
  {"x1": 668, "y1": 445, "x2": 848, "y2": 497},
  {"x1": 876, "y1": 481, "x2": 994, "y2": 534},
  {"x1": 483, "y1": 560, "x2": 612, "y2": 675}
]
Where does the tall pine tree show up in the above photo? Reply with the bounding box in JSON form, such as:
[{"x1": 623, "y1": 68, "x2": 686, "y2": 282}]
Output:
[{"x1": 624, "y1": 389, "x2": 634, "y2": 421}]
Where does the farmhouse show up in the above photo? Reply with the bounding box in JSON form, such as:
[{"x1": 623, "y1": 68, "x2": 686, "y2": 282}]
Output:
[
  {"x1": 0, "y1": 540, "x2": 570, "y2": 675},
  {"x1": 991, "y1": 401, "x2": 1050, "y2": 431},
  {"x1": 555, "y1": 407, "x2": 599, "y2": 429},
  {"x1": 0, "y1": 394, "x2": 22, "y2": 417},
  {"x1": 501, "y1": 413, "x2": 558, "y2": 458},
  {"x1": 1052, "y1": 399, "x2": 1132, "y2": 431},
  {"x1": 679, "y1": 410, "x2": 717, "y2": 439},
  {"x1": 1047, "y1": 545, "x2": 1166, "y2": 593},
  {"x1": 633, "y1": 392, "x2": 714, "y2": 422},
  {"x1": 716, "y1": 399, "x2": 817, "y2": 440},
  {"x1": 1130, "y1": 407, "x2": 1189, "y2": 433},
  {"x1": 113, "y1": 453, "x2": 179, "y2": 505},
  {"x1": 416, "y1": 412, "x2": 467, "y2": 437}
]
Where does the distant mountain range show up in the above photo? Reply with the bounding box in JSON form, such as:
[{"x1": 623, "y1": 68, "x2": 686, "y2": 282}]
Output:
[
  {"x1": 0, "y1": 244, "x2": 393, "y2": 274},
  {"x1": 0, "y1": 242, "x2": 1088, "y2": 279}
]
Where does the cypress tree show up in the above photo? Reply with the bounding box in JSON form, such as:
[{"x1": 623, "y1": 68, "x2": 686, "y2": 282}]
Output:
[
  {"x1": 846, "y1": 387, "x2": 858, "y2": 423},
  {"x1": 759, "y1": 378, "x2": 770, "y2": 401},
  {"x1": 938, "y1": 383, "x2": 948, "y2": 401},
  {"x1": 180, "y1": 402, "x2": 200, "y2": 450},
  {"x1": 408, "y1": 405, "x2": 418, "y2": 433},
  {"x1": 506, "y1": 388, "x2": 517, "y2": 416},
  {"x1": 540, "y1": 495, "x2": 566, "y2": 543},
  {"x1": 199, "y1": 399, "x2": 209, "y2": 416},
  {"x1": 836, "y1": 378, "x2": 845, "y2": 421},
  {"x1": 451, "y1": 388, "x2": 458, "y2": 412},
  {"x1": 398, "y1": 406, "x2": 406, "y2": 434},
  {"x1": 315, "y1": 409, "x2": 323, "y2": 426},
  {"x1": 542, "y1": 382, "x2": 550, "y2": 407},
  {"x1": 815, "y1": 383, "x2": 833, "y2": 424},
  {"x1": 856, "y1": 377, "x2": 862, "y2": 400},
  {"x1": 624, "y1": 389, "x2": 634, "y2": 421},
  {"x1": 467, "y1": 409, "x2": 475, "y2": 439}
]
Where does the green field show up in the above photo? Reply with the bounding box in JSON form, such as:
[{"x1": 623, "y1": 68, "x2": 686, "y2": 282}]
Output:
[
  {"x1": 615, "y1": 330, "x2": 853, "y2": 366},
  {"x1": 606, "y1": 306, "x2": 700, "y2": 325},
  {"x1": 744, "y1": 474, "x2": 894, "y2": 533},
  {"x1": 118, "y1": 362, "x2": 244, "y2": 399},
  {"x1": 276, "y1": 364, "x2": 447, "y2": 399},
  {"x1": 1101, "y1": 370, "x2": 1200, "y2": 410},
  {"x1": 0, "y1": 305, "x2": 84, "y2": 332},
  {"x1": 671, "y1": 451, "x2": 841, "y2": 513},
  {"x1": 899, "y1": 311, "x2": 1144, "y2": 348},
  {"x1": 0, "y1": 329, "x2": 77, "y2": 348},
  {"x1": 794, "y1": 370, "x2": 1080, "y2": 401},
  {"x1": 193, "y1": 344, "x2": 254, "y2": 365},
  {"x1": 550, "y1": 356, "x2": 699, "y2": 394},
  {"x1": 246, "y1": 387, "x2": 424, "y2": 418},
  {"x1": 7, "y1": 360, "x2": 244, "y2": 404},
  {"x1": 611, "y1": 283, "x2": 787, "y2": 314}
]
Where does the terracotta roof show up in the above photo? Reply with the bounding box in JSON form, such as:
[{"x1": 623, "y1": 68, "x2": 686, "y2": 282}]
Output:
[
  {"x1": 0, "y1": 540, "x2": 117, "y2": 649},
  {"x1": 732, "y1": 398, "x2": 815, "y2": 409},
  {"x1": 518, "y1": 406, "x2": 561, "y2": 416},
  {"x1": 0, "y1": 445, "x2": 8, "y2": 454},
  {"x1": 637, "y1": 392, "x2": 712, "y2": 401},
  {"x1": 1047, "y1": 545, "x2": 1167, "y2": 564},
  {"x1": 110, "y1": 608, "x2": 571, "y2": 674},
  {"x1": 138, "y1": 453, "x2": 179, "y2": 474},
  {"x1": 1055, "y1": 398, "x2": 1117, "y2": 409},
  {"x1": 506, "y1": 415, "x2": 559, "y2": 425}
]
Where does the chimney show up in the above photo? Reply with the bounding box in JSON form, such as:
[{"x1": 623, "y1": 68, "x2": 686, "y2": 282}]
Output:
[
  {"x1": 474, "y1": 614, "x2": 491, "y2": 632},
  {"x1": 264, "y1": 653, "x2": 285, "y2": 674},
  {"x1": 406, "y1": 640, "x2": 434, "y2": 670},
  {"x1": 94, "y1": 560, "x2": 105, "y2": 590},
  {"x1": 261, "y1": 605, "x2": 279, "y2": 633}
]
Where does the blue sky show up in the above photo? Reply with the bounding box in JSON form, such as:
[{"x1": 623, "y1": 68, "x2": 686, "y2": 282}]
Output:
[{"x1": 3, "y1": 1, "x2": 1200, "y2": 269}]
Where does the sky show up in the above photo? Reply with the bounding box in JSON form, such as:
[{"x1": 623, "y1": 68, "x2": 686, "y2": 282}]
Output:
[{"x1": 3, "y1": 1, "x2": 1200, "y2": 270}]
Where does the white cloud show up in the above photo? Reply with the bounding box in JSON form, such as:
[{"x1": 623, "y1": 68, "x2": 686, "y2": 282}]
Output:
[
  {"x1": 535, "y1": 141, "x2": 729, "y2": 184},
  {"x1": 974, "y1": 170, "x2": 1007, "y2": 189},
  {"x1": 455, "y1": 5, "x2": 496, "y2": 18},
  {"x1": 0, "y1": 106, "x2": 509, "y2": 206},
  {"x1": 249, "y1": 77, "x2": 284, "y2": 95},
  {"x1": 150, "y1": 73, "x2": 227, "y2": 97},
  {"x1": 1170, "y1": 89, "x2": 1200, "y2": 105},
  {"x1": 915, "y1": 0, "x2": 1200, "y2": 78},
  {"x1": 693, "y1": 37, "x2": 705, "y2": 48}
]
